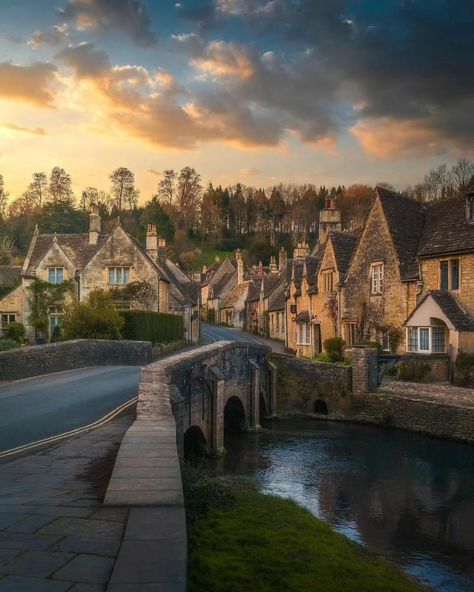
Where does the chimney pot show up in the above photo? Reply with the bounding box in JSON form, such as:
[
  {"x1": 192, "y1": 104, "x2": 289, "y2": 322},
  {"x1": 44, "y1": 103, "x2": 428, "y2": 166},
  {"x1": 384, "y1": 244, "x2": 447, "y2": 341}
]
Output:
[{"x1": 89, "y1": 203, "x2": 102, "y2": 245}]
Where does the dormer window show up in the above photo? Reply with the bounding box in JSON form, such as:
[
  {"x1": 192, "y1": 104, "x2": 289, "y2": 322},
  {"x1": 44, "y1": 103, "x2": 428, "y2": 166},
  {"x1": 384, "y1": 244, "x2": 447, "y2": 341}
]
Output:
[{"x1": 48, "y1": 267, "x2": 64, "y2": 284}]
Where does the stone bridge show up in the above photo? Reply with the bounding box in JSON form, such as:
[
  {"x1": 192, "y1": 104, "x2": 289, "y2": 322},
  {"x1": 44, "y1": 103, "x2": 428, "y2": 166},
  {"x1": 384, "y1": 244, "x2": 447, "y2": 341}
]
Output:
[{"x1": 104, "y1": 341, "x2": 275, "y2": 591}]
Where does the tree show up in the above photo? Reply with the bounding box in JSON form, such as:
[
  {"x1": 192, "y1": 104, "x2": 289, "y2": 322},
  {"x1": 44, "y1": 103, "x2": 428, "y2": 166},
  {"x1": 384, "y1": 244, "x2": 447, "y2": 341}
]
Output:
[
  {"x1": 24, "y1": 172, "x2": 48, "y2": 208},
  {"x1": 62, "y1": 290, "x2": 124, "y2": 340},
  {"x1": 158, "y1": 169, "x2": 176, "y2": 205},
  {"x1": 80, "y1": 186, "x2": 99, "y2": 211},
  {"x1": 176, "y1": 166, "x2": 202, "y2": 231},
  {"x1": 34, "y1": 202, "x2": 87, "y2": 234},
  {"x1": 0, "y1": 174, "x2": 9, "y2": 219},
  {"x1": 140, "y1": 196, "x2": 175, "y2": 243},
  {"x1": 0, "y1": 236, "x2": 14, "y2": 265},
  {"x1": 110, "y1": 167, "x2": 139, "y2": 211},
  {"x1": 48, "y1": 167, "x2": 73, "y2": 205},
  {"x1": 450, "y1": 158, "x2": 474, "y2": 192}
]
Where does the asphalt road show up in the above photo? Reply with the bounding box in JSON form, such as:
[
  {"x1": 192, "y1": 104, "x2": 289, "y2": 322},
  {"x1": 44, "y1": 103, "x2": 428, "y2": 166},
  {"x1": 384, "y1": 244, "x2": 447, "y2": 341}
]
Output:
[
  {"x1": 201, "y1": 322, "x2": 258, "y2": 344},
  {"x1": 0, "y1": 366, "x2": 141, "y2": 453}
]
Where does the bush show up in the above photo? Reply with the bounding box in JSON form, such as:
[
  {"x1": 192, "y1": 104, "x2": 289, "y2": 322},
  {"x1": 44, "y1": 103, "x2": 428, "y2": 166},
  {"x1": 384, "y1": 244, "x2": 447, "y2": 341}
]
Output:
[
  {"x1": 0, "y1": 339, "x2": 19, "y2": 352},
  {"x1": 358, "y1": 340, "x2": 383, "y2": 353},
  {"x1": 455, "y1": 352, "x2": 474, "y2": 386},
  {"x1": 62, "y1": 290, "x2": 124, "y2": 340},
  {"x1": 120, "y1": 310, "x2": 183, "y2": 344},
  {"x1": 6, "y1": 322, "x2": 25, "y2": 342},
  {"x1": 397, "y1": 360, "x2": 431, "y2": 382},
  {"x1": 323, "y1": 337, "x2": 346, "y2": 363}
]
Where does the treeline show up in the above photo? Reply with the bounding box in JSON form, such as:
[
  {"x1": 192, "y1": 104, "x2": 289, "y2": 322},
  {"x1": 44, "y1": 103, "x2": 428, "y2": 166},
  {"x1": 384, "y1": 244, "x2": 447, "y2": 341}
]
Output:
[{"x1": 0, "y1": 159, "x2": 472, "y2": 269}]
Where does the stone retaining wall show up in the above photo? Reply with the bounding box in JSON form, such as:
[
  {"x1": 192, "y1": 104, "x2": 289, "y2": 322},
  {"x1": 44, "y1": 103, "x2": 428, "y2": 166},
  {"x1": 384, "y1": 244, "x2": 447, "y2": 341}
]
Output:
[{"x1": 0, "y1": 339, "x2": 152, "y2": 381}]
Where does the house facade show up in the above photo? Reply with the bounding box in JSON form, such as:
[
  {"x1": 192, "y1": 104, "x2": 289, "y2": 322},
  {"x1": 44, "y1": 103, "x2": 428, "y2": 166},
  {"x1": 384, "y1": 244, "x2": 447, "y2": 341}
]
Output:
[{"x1": 0, "y1": 206, "x2": 200, "y2": 343}]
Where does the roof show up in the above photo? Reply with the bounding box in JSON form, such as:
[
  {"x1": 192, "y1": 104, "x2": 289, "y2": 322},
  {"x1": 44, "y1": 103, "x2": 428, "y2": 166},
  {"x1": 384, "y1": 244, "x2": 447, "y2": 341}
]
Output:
[
  {"x1": 295, "y1": 310, "x2": 310, "y2": 323},
  {"x1": 221, "y1": 281, "x2": 249, "y2": 309},
  {"x1": 268, "y1": 282, "x2": 286, "y2": 312},
  {"x1": 376, "y1": 186, "x2": 427, "y2": 280},
  {"x1": 329, "y1": 231, "x2": 358, "y2": 277},
  {"x1": 209, "y1": 271, "x2": 236, "y2": 299},
  {"x1": 417, "y1": 193, "x2": 474, "y2": 259},
  {"x1": 406, "y1": 290, "x2": 474, "y2": 331},
  {"x1": 0, "y1": 266, "x2": 21, "y2": 287},
  {"x1": 162, "y1": 259, "x2": 199, "y2": 305},
  {"x1": 24, "y1": 233, "x2": 109, "y2": 276}
]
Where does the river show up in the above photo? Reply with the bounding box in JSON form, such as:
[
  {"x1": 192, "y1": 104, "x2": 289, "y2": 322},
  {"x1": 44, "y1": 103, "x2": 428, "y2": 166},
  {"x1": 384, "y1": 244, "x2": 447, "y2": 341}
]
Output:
[{"x1": 207, "y1": 420, "x2": 474, "y2": 592}]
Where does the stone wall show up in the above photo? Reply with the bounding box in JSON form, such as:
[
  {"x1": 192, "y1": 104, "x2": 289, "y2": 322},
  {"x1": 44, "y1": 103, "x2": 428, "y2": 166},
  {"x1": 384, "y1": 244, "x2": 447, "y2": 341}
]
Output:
[
  {"x1": 0, "y1": 339, "x2": 152, "y2": 381},
  {"x1": 271, "y1": 353, "x2": 352, "y2": 416},
  {"x1": 399, "y1": 354, "x2": 450, "y2": 382},
  {"x1": 347, "y1": 393, "x2": 474, "y2": 444}
]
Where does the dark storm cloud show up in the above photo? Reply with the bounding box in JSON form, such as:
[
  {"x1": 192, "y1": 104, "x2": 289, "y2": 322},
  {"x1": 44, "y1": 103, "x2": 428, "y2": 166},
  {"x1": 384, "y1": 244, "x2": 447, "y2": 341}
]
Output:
[
  {"x1": 58, "y1": 0, "x2": 156, "y2": 46},
  {"x1": 176, "y1": 0, "x2": 474, "y2": 155}
]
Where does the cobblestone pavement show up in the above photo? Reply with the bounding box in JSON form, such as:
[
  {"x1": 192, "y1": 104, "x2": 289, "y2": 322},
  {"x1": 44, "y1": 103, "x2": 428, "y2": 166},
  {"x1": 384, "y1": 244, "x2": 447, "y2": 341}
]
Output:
[
  {"x1": 0, "y1": 413, "x2": 134, "y2": 592},
  {"x1": 381, "y1": 379, "x2": 474, "y2": 408}
]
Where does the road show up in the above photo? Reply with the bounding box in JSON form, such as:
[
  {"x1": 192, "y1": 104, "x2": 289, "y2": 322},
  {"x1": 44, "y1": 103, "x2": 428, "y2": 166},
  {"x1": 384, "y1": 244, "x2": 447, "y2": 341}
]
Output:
[
  {"x1": 201, "y1": 322, "x2": 285, "y2": 352},
  {"x1": 0, "y1": 366, "x2": 141, "y2": 453}
]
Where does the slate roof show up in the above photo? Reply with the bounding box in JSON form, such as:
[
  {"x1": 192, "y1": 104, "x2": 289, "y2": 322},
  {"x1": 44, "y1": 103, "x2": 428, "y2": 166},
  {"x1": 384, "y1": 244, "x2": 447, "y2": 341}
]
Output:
[
  {"x1": 406, "y1": 290, "x2": 474, "y2": 332},
  {"x1": 417, "y1": 193, "x2": 474, "y2": 258},
  {"x1": 268, "y1": 283, "x2": 286, "y2": 312},
  {"x1": 162, "y1": 259, "x2": 199, "y2": 305},
  {"x1": 0, "y1": 266, "x2": 21, "y2": 287},
  {"x1": 221, "y1": 282, "x2": 249, "y2": 309},
  {"x1": 376, "y1": 186, "x2": 427, "y2": 280},
  {"x1": 329, "y1": 231, "x2": 358, "y2": 278},
  {"x1": 209, "y1": 271, "x2": 236, "y2": 299}
]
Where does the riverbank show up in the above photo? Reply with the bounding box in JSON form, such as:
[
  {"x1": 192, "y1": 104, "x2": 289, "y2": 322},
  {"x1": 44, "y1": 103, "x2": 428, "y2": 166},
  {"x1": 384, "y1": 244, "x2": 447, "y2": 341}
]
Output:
[{"x1": 183, "y1": 467, "x2": 425, "y2": 592}]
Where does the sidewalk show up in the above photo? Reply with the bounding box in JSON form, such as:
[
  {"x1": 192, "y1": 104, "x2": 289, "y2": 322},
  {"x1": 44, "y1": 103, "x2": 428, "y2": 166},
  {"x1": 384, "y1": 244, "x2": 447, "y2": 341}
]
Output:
[{"x1": 0, "y1": 413, "x2": 134, "y2": 591}]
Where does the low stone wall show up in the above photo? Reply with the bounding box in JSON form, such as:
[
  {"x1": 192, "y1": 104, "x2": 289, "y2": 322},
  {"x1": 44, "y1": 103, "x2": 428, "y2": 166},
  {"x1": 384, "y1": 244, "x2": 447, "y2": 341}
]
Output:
[
  {"x1": 398, "y1": 354, "x2": 450, "y2": 382},
  {"x1": 347, "y1": 393, "x2": 474, "y2": 444},
  {"x1": 271, "y1": 353, "x2": 352, "y2": 416},
  {"x1": 0, "y1": 339, "x2": 152, "y2": 381}
]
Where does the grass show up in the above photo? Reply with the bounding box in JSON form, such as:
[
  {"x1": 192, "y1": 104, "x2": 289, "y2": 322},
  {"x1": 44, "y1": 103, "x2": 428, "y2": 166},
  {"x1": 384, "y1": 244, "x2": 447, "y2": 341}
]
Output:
[
  {"x1": 185, "y1": 469, "x2": 424, "y2": 592},
  {"x1": 189, "y1": 238, "x2": 230, "y2": 270}
]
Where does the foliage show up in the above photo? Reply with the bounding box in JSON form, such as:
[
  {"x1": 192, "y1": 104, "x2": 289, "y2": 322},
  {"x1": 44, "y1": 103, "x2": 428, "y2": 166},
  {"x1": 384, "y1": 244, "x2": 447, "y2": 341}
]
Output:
[
  {"x1": 62, "y1": 290, "x2": 124, "y2": 340},
  {"x1": 26, "y1": 278, "x2": 74, "y2": 338},
  {"x1": 358, "y1": 340, "x2": 383, "y2": 353},
  {"x1": 323, "y1": 291, "x2": 338, "y2": 333},
  {"x1": 35, "y1": 202, "x2": 87, "y2": 234},
  {"x1": 0, "y1": 236, "x2": 14, "y2": 264},
  {"x1": 386, "y1": 326, "x2": 404, "y2": 353},
  {"x1": 0, "y1": 339, "x2": 19, "y2": 352},
  {"x1": 397, "y1": 360, "x2": 431, "y2": 382},
  {"x1": 6, "y1": 321, "x2": 25, "y2": 342},
  {"x1": 48, "y1": 166, "x2": 74, "y2": 205},
  {"x1": 313, "y1": 352, "x2": 331, "y2": 363},
  {"x1": 323, "y1": 336, "x2": 346, "y2": 362},
  {"x1": 186, "y1": 474, "x2": 423, "y2": 592},
  {"x1": 110, "y1": 281, "x2": 155, "y2": 310},
  {"x1": 455, "y1": 352, "x2": 474, "y2": 386},
  {"x1": 120, "y1": 309, "x2": 183, "y2": 344},
  {"x1": 139, "y1": 196, "x2": 175, "y2": 243},
  {"x1": 110, "y1": 167, "x2": 139, "y2": 211}
]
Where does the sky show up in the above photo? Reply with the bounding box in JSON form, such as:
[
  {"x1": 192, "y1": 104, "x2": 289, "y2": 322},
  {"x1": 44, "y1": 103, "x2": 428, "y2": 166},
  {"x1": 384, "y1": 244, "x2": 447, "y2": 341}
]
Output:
[{"x1": 0, "y1": 0, "x2": 472, "y2": 200}]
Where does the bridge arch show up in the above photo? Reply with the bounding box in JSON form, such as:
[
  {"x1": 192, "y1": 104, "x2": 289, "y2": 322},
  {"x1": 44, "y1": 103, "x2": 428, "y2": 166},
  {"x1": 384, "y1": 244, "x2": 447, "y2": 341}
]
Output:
[
  {"x1": 224, "y1": 396, "x2": 247, "y2": 434},
  {"x1": 314, "y1": 399, "x2": 329, "y2": 415},
  {"x1": 183, "y1": 425, "x2": 207, "y2": 460}
]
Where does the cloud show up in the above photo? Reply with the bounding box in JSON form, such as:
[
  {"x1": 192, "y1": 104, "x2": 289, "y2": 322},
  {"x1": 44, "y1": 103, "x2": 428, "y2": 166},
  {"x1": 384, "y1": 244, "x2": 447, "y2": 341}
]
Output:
[
  {"x1": 0, "y1": 122, "x2": 47, "y2": 136},
  {"x1": 28, "y1": 25, "x2": 69, "y2": 49},
  {"x1": 59, "y1": 0, "x2": 156, "y2": 46},
  {"x1": 192, "y1": 41, "x2": 255, "y2": 79},
  {"x1": 56, "y1": 42, "x2": 111, "y2": 78},
  {"x1": 0, "y1": 62, "x2": 58, "y2": 107}
]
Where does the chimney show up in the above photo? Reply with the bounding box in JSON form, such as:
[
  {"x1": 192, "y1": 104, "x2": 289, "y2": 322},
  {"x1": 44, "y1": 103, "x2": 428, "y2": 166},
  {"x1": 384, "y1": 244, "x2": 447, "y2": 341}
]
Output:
[
  {"x1": 319, "y1": 196, "x2": 341, "y2": 245},
  {"x1": 270, "y1": 256, "x2": 278, "y2": 272},
  {"x1": 146, "y1": 224, "x2": 158, "y2": 260},
  {"x1": 89, "y1": 204, "x2": 101, "y2": 245},
  {"x1": 158, "y1": 238, "x2": 167, "y2": 261},
  {"x1": 258, "y1": 260, "x2": 264, "y2": 278},
  {"x1": 279, "y1": 247, "x2": 287, "y2": 271},
  {"x1": 293, "y1": 241, "x2": 310, "y2": 260},
  {"x1": 236, "y1": 249, "x2": 244, "y2": 284}
]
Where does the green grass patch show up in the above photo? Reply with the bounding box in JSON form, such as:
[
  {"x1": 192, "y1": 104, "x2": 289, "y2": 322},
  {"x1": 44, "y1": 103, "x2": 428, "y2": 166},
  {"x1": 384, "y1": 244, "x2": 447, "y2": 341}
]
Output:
[
  {"x1": 189, "y1": 239, "x2": 230, "y2": 270},
  {"x1": 185, "y1": 469, "x2": 424, "y2": 592}
]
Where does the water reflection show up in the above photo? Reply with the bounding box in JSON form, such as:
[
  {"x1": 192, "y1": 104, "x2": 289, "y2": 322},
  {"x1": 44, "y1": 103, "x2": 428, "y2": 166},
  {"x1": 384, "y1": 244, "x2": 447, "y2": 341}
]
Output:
[{"x1": 208, "y1": 421, "x2": 474, "y2": 592}]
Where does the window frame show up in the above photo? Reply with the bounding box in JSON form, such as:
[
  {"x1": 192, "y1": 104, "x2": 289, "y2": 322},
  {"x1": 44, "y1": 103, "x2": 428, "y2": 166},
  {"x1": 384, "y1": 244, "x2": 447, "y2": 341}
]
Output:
[
  {"x1": 323, "y1": 270, "x2": 334, "y2": 293},
  {"x1": 48, "y1": 267, "x2": 64, "y2": 284},
  {"x1": 370, "y1": 262, "x2": 384, "y2": 295},
  {"x1": 439, "y1": 258, "x2": 460, "y2": 291},
  {"x1": 406, "y1": 326, "x2": 447, "y2": 354},
  {"x1": 296, "y1": 322, "x2": 311, "y2": 346},
  {"x1": 346, "y1": 322, "x2": 357, "y2": 347},
  {"x1": 108, "y1": 266, "x2": 131, "y2": 286}
]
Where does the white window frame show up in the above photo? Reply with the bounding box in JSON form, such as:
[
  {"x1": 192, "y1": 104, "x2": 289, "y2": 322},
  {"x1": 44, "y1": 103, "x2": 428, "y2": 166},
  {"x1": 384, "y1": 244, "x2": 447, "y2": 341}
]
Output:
[
  {"x1": 108, "y1": 266, "x2": 130, "y2": 285},
  {"x1": 406, "y1": 326, "x2": 447, "y2": 354},
  {"x1": 48, "y1": 267, "x2": 64, "y2": 284},
  {"x1": 296, "y1": 323, "x2": 311, "y2": 346},
  {"x1": 370, "y1": 263, "x2": 384, "y2": 295}
]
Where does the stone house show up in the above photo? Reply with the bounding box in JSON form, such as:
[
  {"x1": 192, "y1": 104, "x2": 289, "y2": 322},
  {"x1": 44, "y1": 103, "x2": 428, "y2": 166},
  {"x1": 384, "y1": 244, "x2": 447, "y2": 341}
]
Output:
[
  {"x1": 0, "y1": 206, "x2": 200, "y2": 343},
  {"x1": 0, "y1": 265, "x2": 22, "y2": 335},
  {"x1": 200, "y1": 256, "x2": 236, "y2": 323}
]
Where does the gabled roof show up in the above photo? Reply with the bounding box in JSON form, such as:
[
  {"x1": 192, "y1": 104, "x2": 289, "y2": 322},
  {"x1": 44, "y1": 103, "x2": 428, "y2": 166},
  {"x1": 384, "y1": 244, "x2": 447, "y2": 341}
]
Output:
[
  {"x1": 0, "y1": 266, "x2": 21, "y2": 287},
  {"x1": 162, "y1": 259, "x2": 198, "y2": 305},
  {"x1": 208, "y1": 271, "x2": 236, "y2": 299},
  {"x1": 221, "y1": 281, "x2": 250, "y2": 310},
  {"x1": 406, "y1": 290, "x2": 474, "y2": 332},
  {"x1": 268, "y1": 282, "x2": 286, "y2": 312},
  {"x1": 376, "y1": 186, "x2": 427, "y2": 280},
  {"x1": 329, "y1": 231, "x2": 358, "y2": 278}
]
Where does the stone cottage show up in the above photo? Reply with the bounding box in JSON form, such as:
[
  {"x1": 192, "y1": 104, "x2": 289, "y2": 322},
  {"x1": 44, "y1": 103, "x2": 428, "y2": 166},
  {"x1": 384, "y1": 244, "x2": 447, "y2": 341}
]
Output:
[{"x1": 0, "y1": 206, "x2": 200, "y2": 343}]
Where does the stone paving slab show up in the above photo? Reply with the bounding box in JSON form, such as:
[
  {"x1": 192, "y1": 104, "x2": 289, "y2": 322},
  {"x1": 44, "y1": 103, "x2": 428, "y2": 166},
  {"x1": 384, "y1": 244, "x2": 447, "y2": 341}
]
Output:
[
  {"x1": 381, "y1": 379, "x2": 474, "y2": 408},
  {"x1": 0, "y1": 414, "x2": 134, "y2": 592}
]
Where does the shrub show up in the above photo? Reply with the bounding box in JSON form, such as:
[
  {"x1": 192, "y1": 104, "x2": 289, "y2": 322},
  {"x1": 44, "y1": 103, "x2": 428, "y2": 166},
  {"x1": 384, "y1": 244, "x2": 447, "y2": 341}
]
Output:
[
  {"x1": 62, "y1": 290, "x2": 124, "y2": 340},
  {"x1": 6, "y1": 322, "x2": 25, "y2": 342},
  {"x1": 323, "y1": 337, "x2": 346, "y2": 363},
  {"x1": 455, "y1": 352, "x2": 474, "y2": 386},
  {"x1": 313, "y1": 352, "x2": 331, "y2": 363},
  {"x1": 0, "y1": 339, "x2": 19, "y2": 352},
  {"x1": 120, "y1": 310, "x2": 183, "y2": 344},
  {"x1": 397, "y1": 360, "x2": 431, "y2": 382},
  {"x1": 358, "y1": 340, "x2": 383, "y2": 353}
]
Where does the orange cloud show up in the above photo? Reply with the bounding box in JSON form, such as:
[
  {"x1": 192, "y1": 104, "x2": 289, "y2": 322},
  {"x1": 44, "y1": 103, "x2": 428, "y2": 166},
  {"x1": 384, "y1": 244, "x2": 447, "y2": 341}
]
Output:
[
  {"x1": 192, "y1": 41, "x2": 255, "y2": 80},
  {"x1": 0, "y1": 121, "x2": 47, "y2": 136},
  {"x1": 0, "y1": 62, "x2": 58, "y2": 107}
]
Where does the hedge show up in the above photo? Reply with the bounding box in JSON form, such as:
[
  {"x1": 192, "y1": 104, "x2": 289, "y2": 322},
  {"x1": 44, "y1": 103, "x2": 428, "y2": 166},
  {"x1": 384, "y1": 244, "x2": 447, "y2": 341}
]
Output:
[{"x1": 119, "y1": 310, "x2": 183, "y2": 344}]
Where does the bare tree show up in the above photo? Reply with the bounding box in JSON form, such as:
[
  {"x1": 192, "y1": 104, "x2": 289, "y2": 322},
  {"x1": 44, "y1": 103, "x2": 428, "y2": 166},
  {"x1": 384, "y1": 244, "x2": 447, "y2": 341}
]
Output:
[
  {"x1": 176, "y1": 166, "x2": 202, "y2": 231},
  {"x1": 158, "y1": 169, "x2": 176, "y2": 205},
  {"x1": 0, "y1": 236, "x2": 13, "y2": 265},
  {"x1": 323, "y1": 291, "x2": 339, "y2": 336},
  {"x1": 48, "y1": 167, "x2": 73, "y2": 204},
  {"x1": 0, "y1": 174, "x2": 8, "y2": 219},
  {"x1": 450, "y1": 158, "x2": 474, "y2": 191},
  {"x1": 110, "y1": 167, "x2": 138, "y2": 212}
]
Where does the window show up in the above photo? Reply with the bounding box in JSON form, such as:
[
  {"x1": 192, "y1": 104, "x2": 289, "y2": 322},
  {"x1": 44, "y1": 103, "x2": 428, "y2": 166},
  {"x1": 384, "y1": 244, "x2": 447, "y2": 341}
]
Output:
[
  {"x1": 290, "y1": 304, "x2": 297, "y2": 314},
  {"x1": 346, "y1": 322, "x2": 357, "y2": 347},
  {"x1": 48, "y1": 267, "x2": 64, "y2": 284},
  {"x1": 108, "y1": 267, "x2": 130, "y2": 285},
  {"x1": 324, "y1": 271, "x2": 334, "y2": 293},
  {"x1": 406, "y1": 326, "x2": 447, "y2": 354},
  {"x1": 371, "y1": 263, "x2": 383, "y2": 295},
  {"x1": 1, "y1": 314, "x2": 16, "y2": 330},
  {"x1": 297, "y1": 323, "x2": 311, "y2": 345},
  {"x1": 440, "y1": 259, "x2": 460, "y2": 291},
  {"x1": 48, "y1": 306, "x2": 62, "y2": 341}
]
